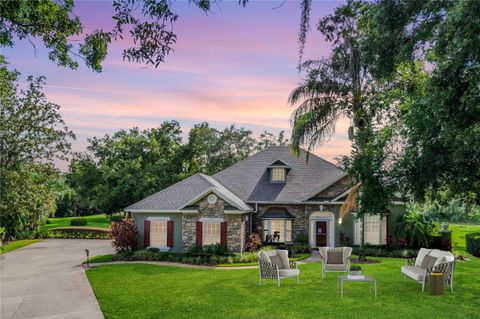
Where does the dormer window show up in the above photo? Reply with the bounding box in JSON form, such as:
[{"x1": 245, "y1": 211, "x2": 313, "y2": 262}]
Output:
[
  {"x1": 268, "y1": 159, "x2": 290, "y2": 183},
  {"x1": 271, "y1": 168, "x2": 286, "y2": 182}
]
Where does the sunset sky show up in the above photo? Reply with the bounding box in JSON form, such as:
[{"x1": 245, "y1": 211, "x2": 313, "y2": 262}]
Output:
[{"x1": 5, "y1": 0, "x2": 350, "y2": 170}]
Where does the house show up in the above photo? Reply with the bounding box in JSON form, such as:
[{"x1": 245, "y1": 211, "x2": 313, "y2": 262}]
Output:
[{"x1": 126, "y1": 146, "x2": 405, "y2": 252}]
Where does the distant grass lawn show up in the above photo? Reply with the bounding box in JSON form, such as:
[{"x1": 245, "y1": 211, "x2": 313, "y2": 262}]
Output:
[
  {"x1": 40, "y1": 214, "x2": 110, "y2": 232},
  {"x1": 0, "y1": 239, "x2": 42, "y2": 254},
  {"x1": 87, "y1": 256, "x2": 480, "y2": 319},
  {"x1": 449, "y1": 223, "x2": 480, "y2": 254}
]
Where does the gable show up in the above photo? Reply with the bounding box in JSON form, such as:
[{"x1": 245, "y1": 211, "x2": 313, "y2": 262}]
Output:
[
  {"x1": 213, "y1": 146, "x2": 345, "y2": 203},
  {"x1": 305, "y1": 176, "x2": 351, "y2": 201}
]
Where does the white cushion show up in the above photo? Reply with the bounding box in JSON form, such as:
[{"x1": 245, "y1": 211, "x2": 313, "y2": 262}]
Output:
[
  {"x1": 429, "y1": 249, "x2": 454, "y2": 267},
  {"x1": 258, "y1": 251, "x2": 271, "y2": 263},
  {"x1": 278, "y1": 268, "x2": 300, "y2": 277},
  {"x1": 275, "y1": 250, "x2": 291, "y2": 269},
  {"x1": 401, "y1": 265, "x2": 426, "y2": 281},
  {"x1": 415, "y1": 248, "x2": 432, "y2": 267}
]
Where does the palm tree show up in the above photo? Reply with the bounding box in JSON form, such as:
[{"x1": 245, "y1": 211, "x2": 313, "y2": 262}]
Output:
[{"x1": 289, "y1": 1, "x2": 379, "y2": 261}]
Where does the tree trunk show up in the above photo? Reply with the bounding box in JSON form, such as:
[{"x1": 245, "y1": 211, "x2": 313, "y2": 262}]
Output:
[{"x1": 359, "y1": 215, "x2": 366, "y2": 261}]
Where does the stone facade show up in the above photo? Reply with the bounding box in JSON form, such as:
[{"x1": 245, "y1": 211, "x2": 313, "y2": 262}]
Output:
[
  {"x1": 251, "y1": 203, "x2": 342, "y2": 244},
  {"x1": 181, "y1": 194, "x2": 247, "y2": 252},
  {"x1": 312, "y1": 176, "x2": 350, "y2": 200},
  {"x1": 253, "y1": 204, "x2": 308, "y2": 241}
]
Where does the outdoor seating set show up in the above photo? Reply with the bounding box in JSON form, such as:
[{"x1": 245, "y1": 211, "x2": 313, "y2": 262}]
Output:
[{"x1": 258, "y1": 247, "x2": 455, "y2": 295}]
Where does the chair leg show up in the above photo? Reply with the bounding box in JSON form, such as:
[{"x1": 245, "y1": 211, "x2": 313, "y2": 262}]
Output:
[
  {"x1": 277, "y1": 277, "x2": 281, "y2": 287},
  {"x1": 422, "y1": 280, "x2": 425, "y2": 293},
  {"x1": 259, "y1": 277, "x2": 262, "y2": 285}
]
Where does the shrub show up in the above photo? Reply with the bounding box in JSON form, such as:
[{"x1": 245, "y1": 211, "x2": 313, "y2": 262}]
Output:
[
  {"x1": 109, "y1": 214, "x2": 124, "y2": 223},
  {"x1": 245, "y1": 233, "x2": 262, "y2": 252},
  {"x1": 188, "y1": 243, "x2": 229, "y2": 255},
  {"x1": 466, "y1": 232, "x2": 480, "y2": 257},
  {"x1": 70, "y1": 218, "x2": 88, "y2": 226},
  {"x1": 293, "y1": 232, "x2": 309, "y2": 245},
  {"x1": 110, "y1": 218, "x2": 138, "y2": 252},
  {"x1": 350, "y1": 265, "x2": 361, "y2": 271},
  {"x1": 352, "y1": 245, "x2": 418, "y2": 258},
  {"x1": 47, "y1": 227, "x2": 110, "y2": 239},
  {"x1": 290, "y1": 244, "x2": 311, "y2": 255},
  {"x1": 394, "y1": 205, "x2": 437, "y2": 249}
]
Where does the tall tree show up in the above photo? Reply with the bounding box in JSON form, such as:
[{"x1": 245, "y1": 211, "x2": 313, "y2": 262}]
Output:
[
  {"x1": 290, "y1": 0, "x2": 393, "y2": 260},
  {"x1": 361, "y1": 0, "x2": 480, "y2": 203},
  {"x1": 183, "y1": 122, "x2": 256, "y2": 175},
  {"x1": 0, "y1": 59, "x2": 74, "y2": 238},
  {"x1": 84, "y1": 121, "x2": 184, "y2": 213}
]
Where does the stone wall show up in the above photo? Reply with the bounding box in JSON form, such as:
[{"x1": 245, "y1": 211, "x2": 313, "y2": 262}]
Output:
[
  {"x1": 312, "y1": 176, "x2": 350, "y2": 200},
  {"x1": 181, "y1": 194, "x2": 247, "y2": 252},
  {"x1": 253, "y1": 204, "x2": 308, "y2": 240}
]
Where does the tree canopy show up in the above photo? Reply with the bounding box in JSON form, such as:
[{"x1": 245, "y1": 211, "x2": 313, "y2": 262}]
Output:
[
  {"x1": 0, "y1": 59, "x2": 74, "y2": 239},
  {"x1": 360, "y1": 0, "x2": 480, "y2": 203},
  {"x1": 0, "y1": 0, "x2": 248, "y2": 72}
]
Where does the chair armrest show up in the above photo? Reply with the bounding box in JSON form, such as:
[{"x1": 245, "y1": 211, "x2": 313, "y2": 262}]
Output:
[
  {"x1": 406, "y1": 257, "x2": 416, "y2": 266},
  {"x1": 289, "y1": 260, "x2": 297, "y2": 269}
]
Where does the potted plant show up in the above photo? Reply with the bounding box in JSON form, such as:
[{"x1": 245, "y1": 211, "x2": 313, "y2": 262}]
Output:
[{"x1": 350, "y1": 265, "x2": 362, "y2": 275}]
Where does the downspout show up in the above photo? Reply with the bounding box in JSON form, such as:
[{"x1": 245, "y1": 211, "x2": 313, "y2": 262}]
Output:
[{"x1": 250, "y1": 202, "x2": 258, "y2": 234}]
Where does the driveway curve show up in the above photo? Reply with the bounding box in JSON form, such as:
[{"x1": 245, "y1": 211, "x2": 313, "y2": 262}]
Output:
[{"x1": 1, "y1": 239, "x2": 113, "y2": 319}]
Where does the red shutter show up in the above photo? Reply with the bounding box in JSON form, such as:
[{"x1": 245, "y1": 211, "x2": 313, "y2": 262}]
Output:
[
  {"x1": 144, "y1": 220, "x2": 150, "y2": 247},
  {"x1": 220, "y1": 222, "x2": 227, "y2": 247},
  {"x1": 196, "y1": 221, "x2": 203, "y2": 247},
  {"x1": 167, "y1": 221, "x2": 174, "y2": 248}
]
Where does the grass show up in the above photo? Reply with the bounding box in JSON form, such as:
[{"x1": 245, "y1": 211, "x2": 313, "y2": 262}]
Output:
[
  {"x1": 0, "y1": 239, "x2": 42, "y2": 254},
  {"x1": 449, "y1": 223, "x2": 480, "y2": 254},
  {"x1": 216, "y1": 253, "x2": 311, "y2": 267},
  {"x1": 87, "y1": 256, "x2": 480, "y2": 319},
  {"x1": 85, "y1": 253, "x2": 310, "y2": 266},
  {"x1": 40, "y1": 214, "x2": 110, "y2": 232},
  {"x1": 87, "y1": 254, "x2": 114, "y2": 263}
]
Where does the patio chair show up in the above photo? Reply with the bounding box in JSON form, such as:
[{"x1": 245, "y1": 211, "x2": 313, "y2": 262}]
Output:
[
  {"x1": 318, "y1": 247, "x2": 353, "y2": 279},
  {"x1": 258, "y1": 250, "x2": 299, "y2": 287},
  {"x1": 401, "y1": 248, "x2": 455, "y2": 292}
]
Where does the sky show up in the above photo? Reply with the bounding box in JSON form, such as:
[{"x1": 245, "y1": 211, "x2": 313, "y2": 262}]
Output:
[{"x1": 5, "y1": 0, "x2": 350, "y2": 170}]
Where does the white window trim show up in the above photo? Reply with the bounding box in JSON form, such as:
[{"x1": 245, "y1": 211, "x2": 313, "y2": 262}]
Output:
[
  {"x1": 149, "y1": 219, "x2": 169, "y2": 249},
  {"x1": 147, "y1": 216, "x2": 171, "y2": 221},
  {"x1": 353, "y1": 214, "x2": 387, "y2": 246},
  {"x1": 202, "y1": 221, "x2": 221, "y2": 246},
  {"x1": 262, "y1": 219, "x2": 293, "y2": 242},
  {"x1": 199, "y1": 217, "x2": 224, "y2": 223},
  {"x1": 271, "y1": 168, "x2": 286, "y2": 182}
]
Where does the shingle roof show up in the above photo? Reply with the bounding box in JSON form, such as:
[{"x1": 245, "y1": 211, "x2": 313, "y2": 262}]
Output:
[
  {"x1": 126, "y1": 146, "x2": 346, "y2": 211},
  {"x1": 213, "y1": 146, "x2": 345, "y2": 203},
  {"x1": 126, "y1": 173, "x2": 252, "y2": 211}
]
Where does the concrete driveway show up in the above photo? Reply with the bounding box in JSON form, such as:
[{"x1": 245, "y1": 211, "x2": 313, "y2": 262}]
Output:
[{"x1": 1, "y1": 239, "x2": 113, "y2": 319}]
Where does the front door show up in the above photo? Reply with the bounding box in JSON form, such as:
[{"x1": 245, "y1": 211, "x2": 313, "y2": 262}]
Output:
[{"x1": 316, "y1": 221, "x2": 328, "y2": 247}]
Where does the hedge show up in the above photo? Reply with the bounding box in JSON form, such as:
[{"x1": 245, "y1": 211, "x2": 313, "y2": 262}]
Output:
[
  {"x1": 352, "y1": 246, "x2": 418, "y2": 258},
  {"x1": 466, "y1": 232, "x2": 480, "y2": 257},
  {"x1": 48, "y1": 227, "x2": 110, "y2": 239},
  {"x1": 70, "y1": 218, "x2": 88, "y2": 226}
]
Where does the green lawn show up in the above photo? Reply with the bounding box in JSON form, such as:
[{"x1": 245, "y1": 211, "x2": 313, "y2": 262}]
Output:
[
  {"x1": 40, "y1": 214, "x2": 110, "y2": 232},
  {"x1": 449, "y1": 223, "x2": 480, "y2": 254},
  {"x1": 87, "y1": 256, "x2": 480, "y2": 319},
  {"x1": 0, "y1": 239, "x2": 42, "y2": 254}
]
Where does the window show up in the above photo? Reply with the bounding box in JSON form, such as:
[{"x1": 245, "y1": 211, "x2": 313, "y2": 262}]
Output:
[
  {"x1": 263, "y1": 219, "x2": 292, "y2": 242},
  {"x1": 354, "y1": 214, "x2": 387, "y2": 245},
  {"x1": 150, "y1": 220, "x2": 167, "y2": 247},
  {"x1": 271, "y1": 168, "x2": 286, "y2": 182},
  {"x1": 203, "y1": 222, "x2": 221, "y2": 245}
]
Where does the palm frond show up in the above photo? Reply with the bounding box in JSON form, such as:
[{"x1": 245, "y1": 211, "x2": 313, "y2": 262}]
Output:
[{"x1": 339, "y1": 184, "x2": 359, "y2": 219}]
